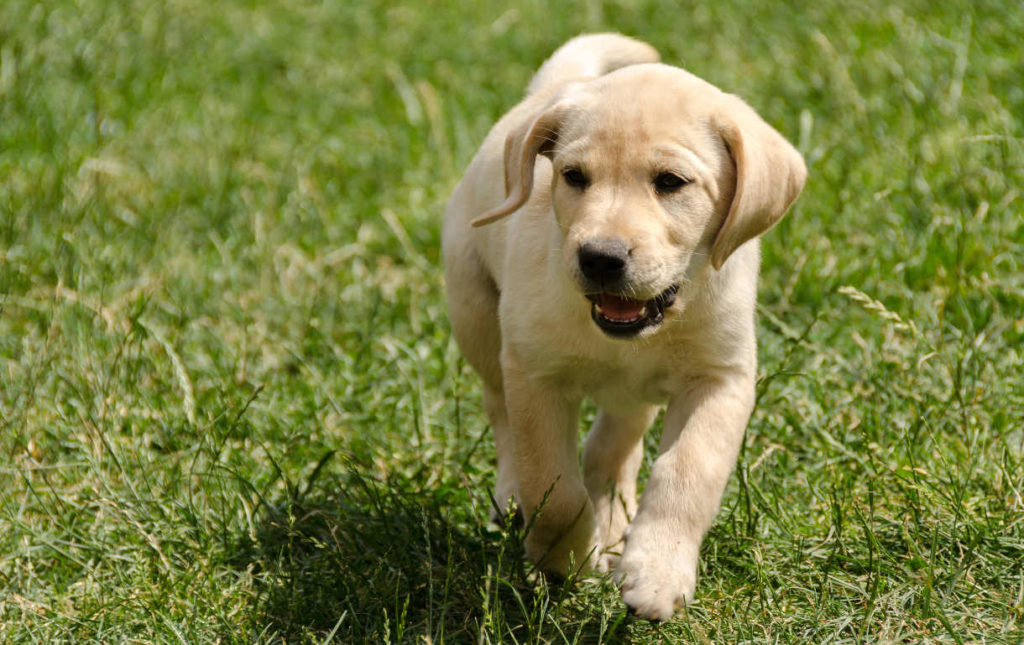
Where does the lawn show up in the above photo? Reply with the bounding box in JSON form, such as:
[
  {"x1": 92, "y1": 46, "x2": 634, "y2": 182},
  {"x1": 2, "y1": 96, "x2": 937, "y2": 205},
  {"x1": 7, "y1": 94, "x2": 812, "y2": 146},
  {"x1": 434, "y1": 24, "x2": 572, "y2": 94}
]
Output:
[{"x1": 1, "y1": 0, "x2": 1022, "y2": 642}]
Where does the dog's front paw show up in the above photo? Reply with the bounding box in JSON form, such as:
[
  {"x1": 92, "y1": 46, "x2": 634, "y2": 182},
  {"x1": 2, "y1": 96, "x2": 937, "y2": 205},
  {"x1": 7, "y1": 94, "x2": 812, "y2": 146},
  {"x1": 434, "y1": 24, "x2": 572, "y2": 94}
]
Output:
[
  {"x1": 614, "y1": 524, "x2": 698, "y2": 621},
  {"x1": 524, "y1": 498, "x2": 598, "y2": 576}
]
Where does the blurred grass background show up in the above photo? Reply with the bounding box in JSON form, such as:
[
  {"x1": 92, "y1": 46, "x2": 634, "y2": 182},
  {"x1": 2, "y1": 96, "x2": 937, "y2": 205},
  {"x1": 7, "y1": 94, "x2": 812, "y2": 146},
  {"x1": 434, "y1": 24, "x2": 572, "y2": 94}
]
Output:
[{"x1": 1, "y1": 0, "x2": 1022, "y2": 642}]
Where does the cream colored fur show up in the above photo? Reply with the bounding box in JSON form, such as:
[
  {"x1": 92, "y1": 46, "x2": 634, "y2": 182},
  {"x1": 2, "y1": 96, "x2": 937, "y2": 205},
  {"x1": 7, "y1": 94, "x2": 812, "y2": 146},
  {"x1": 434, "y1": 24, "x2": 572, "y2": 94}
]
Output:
[{"x1": 442, "y1": 33, "x2": 806, "y2": 620}]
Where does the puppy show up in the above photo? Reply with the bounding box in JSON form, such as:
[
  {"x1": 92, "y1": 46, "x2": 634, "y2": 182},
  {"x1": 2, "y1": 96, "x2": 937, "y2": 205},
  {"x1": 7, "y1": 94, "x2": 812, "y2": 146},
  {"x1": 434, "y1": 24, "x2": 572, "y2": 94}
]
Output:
[{"x1": 442, "y1": 33, "x2": 805, "y2": 620}]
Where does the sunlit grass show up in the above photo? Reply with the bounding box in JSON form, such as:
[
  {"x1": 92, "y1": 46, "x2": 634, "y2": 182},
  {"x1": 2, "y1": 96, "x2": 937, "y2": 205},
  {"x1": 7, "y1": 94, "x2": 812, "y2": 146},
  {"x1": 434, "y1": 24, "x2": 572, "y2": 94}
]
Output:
[{"x1": 1, "y1": 0, "x2": 1022, "y2": 642}]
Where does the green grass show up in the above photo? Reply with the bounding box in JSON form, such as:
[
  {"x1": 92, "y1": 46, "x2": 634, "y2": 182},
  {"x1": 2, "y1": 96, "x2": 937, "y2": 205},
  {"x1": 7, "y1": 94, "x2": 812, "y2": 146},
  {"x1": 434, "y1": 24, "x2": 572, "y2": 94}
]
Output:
[{"x1": 1, "y1": 0, "x2": 1023, "y2": 642}]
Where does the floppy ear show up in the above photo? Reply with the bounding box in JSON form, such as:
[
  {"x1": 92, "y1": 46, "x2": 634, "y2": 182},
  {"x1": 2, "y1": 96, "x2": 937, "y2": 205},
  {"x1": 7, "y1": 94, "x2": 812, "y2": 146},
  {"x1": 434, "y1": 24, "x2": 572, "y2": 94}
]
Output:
[
  {"x1": 471, "y1": 101, "x2": 572, "y2": 227},
  {"x1": 710, "y1": 96, "x2": 807, "y2": 269}
]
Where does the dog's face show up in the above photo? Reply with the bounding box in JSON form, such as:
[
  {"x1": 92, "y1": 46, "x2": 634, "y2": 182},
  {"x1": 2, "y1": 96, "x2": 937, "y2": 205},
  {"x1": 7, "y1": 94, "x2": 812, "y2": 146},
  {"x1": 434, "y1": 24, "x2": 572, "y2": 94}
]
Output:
[
  {"x1": 474, "y1": 64, "x2": 806, "y2": 339},
  {"x1": 549, "y1": 70, "x2": 734, "y2": 337}
]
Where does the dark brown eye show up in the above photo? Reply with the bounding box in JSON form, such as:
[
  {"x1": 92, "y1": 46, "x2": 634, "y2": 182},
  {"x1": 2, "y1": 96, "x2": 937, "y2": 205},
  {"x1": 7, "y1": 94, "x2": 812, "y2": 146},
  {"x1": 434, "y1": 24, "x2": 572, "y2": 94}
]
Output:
[
  {"x1": 562, "y1": 167, "x2": 589, "y2": 188},
  {"x1": 653, "y1": 172, "x2": 688, "y2": 193}
]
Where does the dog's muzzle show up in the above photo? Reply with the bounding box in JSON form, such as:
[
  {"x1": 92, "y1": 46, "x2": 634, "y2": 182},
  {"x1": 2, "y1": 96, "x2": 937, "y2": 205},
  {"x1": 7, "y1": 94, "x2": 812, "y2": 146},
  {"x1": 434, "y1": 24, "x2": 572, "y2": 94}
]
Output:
[{"x1": 586, "y1": 285, "x2": 678, "y2": 338}]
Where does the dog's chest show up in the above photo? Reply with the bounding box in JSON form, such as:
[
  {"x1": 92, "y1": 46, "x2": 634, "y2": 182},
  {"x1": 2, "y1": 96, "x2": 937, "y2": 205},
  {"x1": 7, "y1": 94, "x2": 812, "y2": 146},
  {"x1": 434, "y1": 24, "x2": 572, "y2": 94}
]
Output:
[
  {"x1": 583, "y1": 363, "x2": 672, "y2": 411},
  {"x1": 521, "y1": 336, "x2": 682, "y2": 411}
]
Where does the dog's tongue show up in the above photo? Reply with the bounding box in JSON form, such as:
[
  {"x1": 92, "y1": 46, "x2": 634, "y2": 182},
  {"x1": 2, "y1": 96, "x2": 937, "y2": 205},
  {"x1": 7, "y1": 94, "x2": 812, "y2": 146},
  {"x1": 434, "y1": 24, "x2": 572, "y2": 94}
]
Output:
[{"x1": 598, "y1": 293, "x2": 647, "y2": 322}]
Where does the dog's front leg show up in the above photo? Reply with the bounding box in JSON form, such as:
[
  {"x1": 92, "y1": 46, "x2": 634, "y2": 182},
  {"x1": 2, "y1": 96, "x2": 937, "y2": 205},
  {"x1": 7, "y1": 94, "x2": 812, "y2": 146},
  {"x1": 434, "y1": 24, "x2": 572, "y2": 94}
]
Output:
[
  {"x1": 616, "y1": 373, "x2": 754, "y2": 620},
  {"x1": 501, "y1": 346, "x2": 595, "y2": 575}
]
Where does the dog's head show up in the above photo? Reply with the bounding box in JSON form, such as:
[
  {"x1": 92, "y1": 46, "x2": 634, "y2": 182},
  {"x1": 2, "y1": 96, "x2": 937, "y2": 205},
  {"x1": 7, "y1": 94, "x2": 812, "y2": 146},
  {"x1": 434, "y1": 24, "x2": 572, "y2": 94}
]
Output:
[{"x1": 474, "y1": 64, "x2": 806, "y2": 338}]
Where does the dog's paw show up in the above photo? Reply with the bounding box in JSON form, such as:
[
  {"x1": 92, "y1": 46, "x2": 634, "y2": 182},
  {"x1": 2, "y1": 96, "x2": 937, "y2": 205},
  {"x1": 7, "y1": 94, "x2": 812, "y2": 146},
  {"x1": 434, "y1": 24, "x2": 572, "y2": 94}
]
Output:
[
  {"x1": 591, "y1": 527, "x2": 625, "y2": 574},
  {"x1": 590, "y1": 494, "x2": 632, "y2": 572},
  {"x1": 592, "y1": 504, "x2": 629, "y2": 573},
  {"x1": 524, "y1": 500, "x2": 599, "y2": 575},
  {"x1": 594, "y1": 543, "x2": 621, "y2": 573},
  {"x1": 614, "y1": 525, "x2": 698, "y2": 621}
]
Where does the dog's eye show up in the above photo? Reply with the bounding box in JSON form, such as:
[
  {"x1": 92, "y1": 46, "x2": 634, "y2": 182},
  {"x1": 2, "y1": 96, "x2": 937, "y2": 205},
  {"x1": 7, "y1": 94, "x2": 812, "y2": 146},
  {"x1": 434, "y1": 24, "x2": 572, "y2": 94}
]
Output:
[
  {"x1": 653, "y1": 172, "x2": 689, "y2": 194},
  {"x1": 562, "y1": 167, "x2": 589, "y2": 189}
]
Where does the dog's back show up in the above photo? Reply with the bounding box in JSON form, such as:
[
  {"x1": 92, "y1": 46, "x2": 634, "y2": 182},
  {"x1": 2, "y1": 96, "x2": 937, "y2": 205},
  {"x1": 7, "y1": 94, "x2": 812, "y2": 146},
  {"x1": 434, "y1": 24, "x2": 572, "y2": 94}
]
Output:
[{"x1": 526, "y1": 33, "x2": 660, "y2": 95}]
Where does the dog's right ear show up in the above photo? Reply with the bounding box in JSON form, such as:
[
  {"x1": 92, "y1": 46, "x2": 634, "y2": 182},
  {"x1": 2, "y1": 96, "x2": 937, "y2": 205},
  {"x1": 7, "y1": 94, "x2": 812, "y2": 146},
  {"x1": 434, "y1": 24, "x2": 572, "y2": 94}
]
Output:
[{"x1": 471, "y1": 100, "x2": 573, "y2": 227}]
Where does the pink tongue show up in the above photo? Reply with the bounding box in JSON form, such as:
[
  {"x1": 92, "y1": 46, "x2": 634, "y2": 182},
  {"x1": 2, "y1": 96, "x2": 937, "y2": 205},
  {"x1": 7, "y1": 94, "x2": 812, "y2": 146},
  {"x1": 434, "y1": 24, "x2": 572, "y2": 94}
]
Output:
[{"x1": 598, "y1": 293, "x2": 646, "y2": 322}]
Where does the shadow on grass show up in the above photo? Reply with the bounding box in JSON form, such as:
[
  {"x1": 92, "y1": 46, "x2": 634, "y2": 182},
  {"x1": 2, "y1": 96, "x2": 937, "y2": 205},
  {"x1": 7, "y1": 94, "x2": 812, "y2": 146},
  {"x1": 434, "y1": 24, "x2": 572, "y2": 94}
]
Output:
[{"x1": 234, "y1": 454, "x2": 633, "y2": 643}]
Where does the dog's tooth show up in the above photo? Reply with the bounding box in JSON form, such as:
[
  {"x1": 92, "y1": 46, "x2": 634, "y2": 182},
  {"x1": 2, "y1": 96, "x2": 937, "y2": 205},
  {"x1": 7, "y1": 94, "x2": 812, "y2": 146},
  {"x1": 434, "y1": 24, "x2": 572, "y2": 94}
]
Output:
[{"x1": 638, "y1": 306, "x2": 647, "y2": 318}]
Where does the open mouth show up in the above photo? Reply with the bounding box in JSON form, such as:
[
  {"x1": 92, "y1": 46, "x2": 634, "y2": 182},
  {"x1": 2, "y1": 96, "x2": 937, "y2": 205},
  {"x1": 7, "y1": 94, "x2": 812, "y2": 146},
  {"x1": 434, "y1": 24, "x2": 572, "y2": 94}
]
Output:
[{"x1": 586, "y1": 285, "x2": 678, "y2": 337}]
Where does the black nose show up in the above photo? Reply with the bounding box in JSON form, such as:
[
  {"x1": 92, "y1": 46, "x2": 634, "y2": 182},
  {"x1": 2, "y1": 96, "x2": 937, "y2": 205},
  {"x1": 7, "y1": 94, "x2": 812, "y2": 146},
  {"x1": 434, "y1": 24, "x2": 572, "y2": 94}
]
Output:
[{"x1": 578, "y1": 241, "x2": 629, "y2": 284}]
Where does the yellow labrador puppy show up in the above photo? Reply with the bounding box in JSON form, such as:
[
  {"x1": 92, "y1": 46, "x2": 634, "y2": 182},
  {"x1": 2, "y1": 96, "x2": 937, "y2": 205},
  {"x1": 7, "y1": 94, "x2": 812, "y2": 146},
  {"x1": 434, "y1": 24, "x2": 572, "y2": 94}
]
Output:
[{"x1": 443, "y1": 33, "x2": 805, "y2": 620}]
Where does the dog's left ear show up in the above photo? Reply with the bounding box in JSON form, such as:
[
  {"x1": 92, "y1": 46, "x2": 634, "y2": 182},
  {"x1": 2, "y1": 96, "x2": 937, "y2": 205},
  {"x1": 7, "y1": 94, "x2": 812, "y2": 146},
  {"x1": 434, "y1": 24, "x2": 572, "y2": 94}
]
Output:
[{"x1": 711, "y1": 96, "x2": 807, "y2": 269}]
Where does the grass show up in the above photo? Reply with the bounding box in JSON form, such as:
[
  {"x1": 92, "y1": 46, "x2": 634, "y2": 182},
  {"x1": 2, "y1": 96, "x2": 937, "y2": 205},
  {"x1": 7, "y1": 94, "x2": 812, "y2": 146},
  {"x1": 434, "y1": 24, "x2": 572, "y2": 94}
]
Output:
[{"x1": 1, "y1": 0, "x2": 1022, "y2": 642}]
